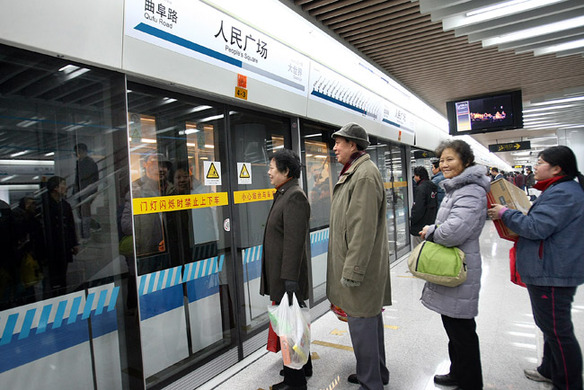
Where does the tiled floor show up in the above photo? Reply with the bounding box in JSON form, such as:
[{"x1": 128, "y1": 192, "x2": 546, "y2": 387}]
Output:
[{"x1": 199, "y1": 220, "x2": 583, "y2": 389}]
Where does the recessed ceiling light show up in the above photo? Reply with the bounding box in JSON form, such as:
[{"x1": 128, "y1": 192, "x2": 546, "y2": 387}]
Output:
[
  {"x1": 483, "y1": 15, "x2": 584, "y2": 47},
  {"x1": 530, "y1": 96, "x2": 584, "y2": 106},
  {"x1": 534, "y1": 38, "x2": 584, "y2": 56}
]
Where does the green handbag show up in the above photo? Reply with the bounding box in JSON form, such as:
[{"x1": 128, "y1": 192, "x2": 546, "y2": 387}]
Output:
[{"x1": 408, "y1": 241, "x2": 467, "y2": 287}]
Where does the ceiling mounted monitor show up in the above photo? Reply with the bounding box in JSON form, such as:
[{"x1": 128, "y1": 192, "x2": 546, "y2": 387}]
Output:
[{"x1": 446, "y1": 90, "x2": 523, "y2": 136}]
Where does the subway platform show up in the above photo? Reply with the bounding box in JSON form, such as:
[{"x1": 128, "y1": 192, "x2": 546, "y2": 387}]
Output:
[{"x1": 196, "y1": 220, "x2": 583, "y2": 390}]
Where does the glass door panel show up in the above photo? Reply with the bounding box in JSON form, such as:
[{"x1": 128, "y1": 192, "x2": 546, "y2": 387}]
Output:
[
  {"x1": 391, "y1": 145, "x2": 410, "y2": 258},
  {"x1": 368, "y1": 139, "x2": 410, "y2": 262},
  {"x1": 367, "y1": 142, "x2": 397, "y2": 263},
  {"x1": 126, "y1": 83, "x2": 234, "y2": 386},
  {"x1": 299, "y1": 120, "x2": 339, "y2": 304},
  {"x1": 0, "y1": 44, "x2": 133, "y2": 390},
  {"x1": 229, "y1": 110, "x2": 290, "y2": 337},
  {"x1": 410, "y1": 148, "x2": 437, "y2": 180}
]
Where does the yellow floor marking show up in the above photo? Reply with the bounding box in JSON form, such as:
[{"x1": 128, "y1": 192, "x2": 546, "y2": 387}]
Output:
[
  {"x1": 312, "y1": 340, "x2": 354, "y2": 352},
  {"x1": 320, "y1": 375, "x2": 340, "y2": 390},
  {"x1": 311, "y1": 351, "x2": 320, "y2": 360},
  {"x1": 330, "y1": 329, "x2": 348, "y2": 336},
  {"x1": 398, "y1": 275, "x2": 416, "y2": 278},
  {"x1": 384, "y1": 325, "x2": 399, "y2": 330}
]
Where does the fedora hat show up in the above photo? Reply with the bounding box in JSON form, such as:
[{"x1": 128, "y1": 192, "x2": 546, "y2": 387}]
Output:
[{"x1": 332, "y1": 122, "x2": 370, "y2": 150}]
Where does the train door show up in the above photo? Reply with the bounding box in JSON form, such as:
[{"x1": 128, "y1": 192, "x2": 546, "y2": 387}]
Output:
[
  {"x1": 227, "y1": 109, "x2": 292, "y2": 348},
  {"x1": 367, "y1": 138, "x2": 410, "y2": 262},
  {"x1": 125, "y1": 83, "x2": 236, "y2": 386},
  {"x1": 390, "y1": 144, "x2": 410, "y2": 258},
  {"x1": 299, "y1": 120, "x2": 340, "y2": 305}
]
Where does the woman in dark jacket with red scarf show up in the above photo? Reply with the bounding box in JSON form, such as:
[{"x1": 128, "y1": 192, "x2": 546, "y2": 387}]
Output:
[
  {"x1": 260, "y1": 149, "x2": 311, "y2": 390},
  {"x1": 410, "y1": 165, "x2": 438, "y2": 246},
  {"x1": 490, "y1": 146, "x2": 584, "y2": 390}
]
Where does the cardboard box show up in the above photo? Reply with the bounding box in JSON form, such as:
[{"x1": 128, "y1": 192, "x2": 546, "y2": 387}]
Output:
[{"x1": 487, "y1": 178, "x2": 532, "y2": 241}]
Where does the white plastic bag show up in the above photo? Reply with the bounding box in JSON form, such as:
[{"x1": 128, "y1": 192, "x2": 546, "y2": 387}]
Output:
[{"x1": 267, "y1": 293, "x2": 310, "y2": 369}]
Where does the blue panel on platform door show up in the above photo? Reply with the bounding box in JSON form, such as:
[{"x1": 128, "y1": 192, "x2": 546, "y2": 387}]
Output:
[{"x1": 139, "y1": 284, "x2": 184, "y2": 320}]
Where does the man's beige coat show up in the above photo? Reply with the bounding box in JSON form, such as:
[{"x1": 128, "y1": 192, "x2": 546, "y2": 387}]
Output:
[{"x1": 326, "y1": 154, "x2": 392, "y2": 317}]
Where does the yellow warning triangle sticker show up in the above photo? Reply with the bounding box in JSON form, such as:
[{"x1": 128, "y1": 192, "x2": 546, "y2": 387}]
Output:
[
  {"x1": 206, "y1": 162, "x2": 220, "y2": 179},
  {"x1": 239, "y1": 164, "x2": 250, "y2": 178},
  {"x1": 130, "y1": 128, "x2": 141, "y2": 139}
]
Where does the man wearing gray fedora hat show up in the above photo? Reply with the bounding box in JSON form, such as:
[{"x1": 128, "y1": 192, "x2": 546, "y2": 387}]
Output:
[{"x1": 327, "y1": 122, "x2": 392, "y2": 389}]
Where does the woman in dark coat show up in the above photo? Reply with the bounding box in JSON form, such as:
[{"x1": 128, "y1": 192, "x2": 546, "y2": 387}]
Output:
[{"x1": 260, "y1": 149, "x2": 311, "y2": 390}]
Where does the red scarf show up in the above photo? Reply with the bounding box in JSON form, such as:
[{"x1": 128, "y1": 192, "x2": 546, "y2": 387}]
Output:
[
  {"x1": 340, "y1": 151, "x2": 366, "y2": 177},
  {"x1": 533, "y1": 175, "x2": 566, "y2": 192}
]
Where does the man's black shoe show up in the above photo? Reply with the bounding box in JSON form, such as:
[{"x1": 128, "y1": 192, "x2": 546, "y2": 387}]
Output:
[
  {"x1": 271, "y1": 381, "x2": 307, "y2": 390},
  {"x1": 348, "y1": 374, "x2": 389, "y2": 385},
  {"x1": 348, "y1": 374, "x2": 359, "y2": 384},
  {"x1": 434, "y1": 373, "x2": 458, "y2": 386}
]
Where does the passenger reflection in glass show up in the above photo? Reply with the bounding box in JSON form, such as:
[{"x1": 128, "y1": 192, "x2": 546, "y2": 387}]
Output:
[
  {"x1": 42, "y1": 176, "x2": 79, "y2": 297},
  {"x1": 73, "y1": 143, "x2": 99, "y2": 241},
  {"x1": 13, "y1": 196, "x2": 45, "y2": 303},
  {"x1": 307, "y1": 160, "x2": 331, "y2": 228},
  {"x1": 121, "y1": 152, "x2": 168, "y2": 274},
  {"x1": 166, "y1": 164, "x2": 194, "y2": 267},
  {"x1": 168, "y1": 163, "x2": 219, "y2": 261}
]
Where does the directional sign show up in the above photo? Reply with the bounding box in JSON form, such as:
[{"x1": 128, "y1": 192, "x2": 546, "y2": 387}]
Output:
[
  {"x1": 413, "y1": 150, "x2": 436, "y2": 159},
  {"x1": 488, "y1": 141, "x2": 531, "y2": 153}
]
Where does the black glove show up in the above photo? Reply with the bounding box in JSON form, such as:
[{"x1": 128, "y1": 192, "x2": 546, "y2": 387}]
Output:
[{"x1": 284, "y1": 279, "x2": 299, "y2": 305}]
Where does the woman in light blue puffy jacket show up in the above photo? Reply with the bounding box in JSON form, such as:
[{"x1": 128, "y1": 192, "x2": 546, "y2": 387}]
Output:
[
  {"x1": 420, "y1": 139, "x2": 490, "y2": 390},
  {"x1": 490, "y1": 146, "x2": 584, "y2": 390}
]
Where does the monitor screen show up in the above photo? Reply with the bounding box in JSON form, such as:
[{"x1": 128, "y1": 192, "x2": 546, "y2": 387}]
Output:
[{"x1": 447, "y1": 90, "x2": 523, "y2": 136}]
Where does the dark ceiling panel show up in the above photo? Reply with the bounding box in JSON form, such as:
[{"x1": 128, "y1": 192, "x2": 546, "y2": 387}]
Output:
[{"x1": 288, "y1": 0, "x2": 584, "y2": 164}]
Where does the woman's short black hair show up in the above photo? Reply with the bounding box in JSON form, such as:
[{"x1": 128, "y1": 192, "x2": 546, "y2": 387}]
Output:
[
  {"x1": 271, "y1": 149, "x2": 301, "y2": 179},
  {"x1": 413, "y1": 166, "x2": 430, "y2": 180},
  {"x1": 436, "y1": 139, "x2": 475, "y2": 168},
  {"x1": 539, "y1": 146, "x2": 578, "y2": 178}
]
